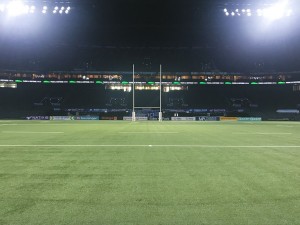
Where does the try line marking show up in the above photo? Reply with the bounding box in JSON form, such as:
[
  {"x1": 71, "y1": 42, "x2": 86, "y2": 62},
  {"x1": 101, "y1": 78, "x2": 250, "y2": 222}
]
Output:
[
  {"x1": 119, "y1": 132, "x2": 178, "y2": 134},
  {"x1": 0, "y1": 145, "x2": 300, "y2": 148},
  {"x1": 233, "y1": 132, "x2": 292, "y2": 135},
  {"x1": 1, "y1": 131, "x2": 64, "y2": 134}
]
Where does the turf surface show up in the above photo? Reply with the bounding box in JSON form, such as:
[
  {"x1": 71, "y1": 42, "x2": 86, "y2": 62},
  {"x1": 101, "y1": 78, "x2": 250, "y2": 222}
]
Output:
[{"x1": 0, "y1": 120, "x2": 299, "y2": 225}]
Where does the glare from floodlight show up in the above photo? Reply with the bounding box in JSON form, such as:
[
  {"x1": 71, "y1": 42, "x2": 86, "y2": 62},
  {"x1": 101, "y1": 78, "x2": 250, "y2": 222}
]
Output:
[
  {"x1": 54, "y1": 6, "x2": 58, "y2": 10},
  {"x1": 247, "y1": 12, "x2": 252, "y2": 16},
  {"x1": 235, "y1": 9, "x2": 239, "y2": 12},
  {"x1": 231, "y1": 12, "x2": 235, "y2": 16},
  {"x1": 247, "y1": 9, "x2": 251, "y2": 13},
  {"x1": 53, "y1": 10, "x2": 57, "y2": 13},
  {"x1": 224, "y1": 8, "x2": 227, "y2": 13},
  {"x1": 43, "y1": 6, "x2": 47, "y2": 10},
  {"x1": 6, "y1": 0, "x2": 29, "y2": 17},
  {"x1": 61, "y1": 7, "x2": 65, "y2": 10},
  {"x1": 257, "y1": 9, "x2": 263, "y2": 16},
  {"x1": 67, "y1": 6, "x2": 71, "y2": 10},
  {"x1": 65, "y1": 10, "x2": 69, "y2": 14},
  {"x1": 0, "y1": 4, "x2": 5, "y2": 12},
  {"x1": 242, "y1": 9, "x2": 246, "y2": 13},
  {"x1": 42, "y1": 9, "x2": 46, "y2": 14},
  {"x1": 59, "y1": 10, "x2": 63, "y2": 14},
  {"x1": 225, "y1": 12, "x2": 229, "y2": 16},
  {"x1": 262, "y1": 0, "x2": 291, "y2": 21}
]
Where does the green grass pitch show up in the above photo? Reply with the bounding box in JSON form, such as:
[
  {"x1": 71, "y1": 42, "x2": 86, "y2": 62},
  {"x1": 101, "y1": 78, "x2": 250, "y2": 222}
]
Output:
[{"x1": 0, "y1": 120, "x2": 299, "y2": 225}]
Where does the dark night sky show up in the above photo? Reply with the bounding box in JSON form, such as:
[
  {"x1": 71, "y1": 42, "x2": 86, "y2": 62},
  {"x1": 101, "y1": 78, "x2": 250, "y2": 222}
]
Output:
[{"x1": 0, "y1": 0, "x2": 300, "y2": 72}]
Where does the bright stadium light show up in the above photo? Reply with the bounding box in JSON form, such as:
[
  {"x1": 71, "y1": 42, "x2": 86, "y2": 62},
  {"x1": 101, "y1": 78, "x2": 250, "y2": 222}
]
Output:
[
  {"x1": 257, "y1": 9, "x2": 263, "y2": 16},
  {"x1": 6, "y1": 0, "x2": 30, "y2": 17},
  {"x1": 262, "y1": 0, "x2": 292, "y2": 21},
  {"x1": 0, "y1": 4, "x2": 5, "y2": 12}
]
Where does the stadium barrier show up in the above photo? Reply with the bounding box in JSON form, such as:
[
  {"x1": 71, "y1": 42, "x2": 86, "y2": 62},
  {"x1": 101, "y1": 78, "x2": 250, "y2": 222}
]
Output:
[
  {"x1": 74, "y1": 116, "x2": 99, "y2": 120},
  {"x1": 171, "y1": 117, "x2": 196, "y2": 121},
  {"x1": 276, "y1": 109, "x2": 299, "y2": 114},
  {"x1": 100, "y1": 116, "x2": 118, "y2": 120},
  {"x1": 219, "y1": 117, "x2": 238, "y2": 121},
  {"x1": 123, "y1": 116, "x2": 148, "y2": 121},
  {"x1": 50, "y1": 116, "x2": 74, "y2": 120},
  {"x1": 238, "y1": 117, "x2": 262, "y2": 121},
  {"x1": 197, "y1": 116, "x2": 219, "y2": 121},
  {"x1": 26, "y1": 116, "x2": 50, "y2": 120}
]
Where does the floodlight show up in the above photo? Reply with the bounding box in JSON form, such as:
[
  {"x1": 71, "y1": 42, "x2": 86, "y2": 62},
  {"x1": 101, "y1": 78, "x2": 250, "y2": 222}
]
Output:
[
  {"x1": 247, "y1": 12, "x2": 252, "y2": 16},
  {"x1": 224, "y1": 8, "x2": 227, "y2": 12},
  {"x1": 231, "y1": 12, "x2": 235, "y2": 16},
  {"x1": 6, "y1": 0, "x2": 28, "y2": 17},
  {"x1": 235, "y1": 9, "x2": 239, "y2": 12},
  {"x1": 247, "y1": 9, "x2": 251, "y2": 13},
  {"x1": 53, "y1": 10, "x2": 57, "y2": 13},
  {"x1": 54, "y1": 6, "x2": 58, "y2": 10},
  {"x1": 257, "y1": 9, "x2": 263, "y2": 16},
  {"x1": 225, "y1": 11, "x2": 229, "y2": 16},
  {"x1": 67, "y1": 6, "x2": 71, "y2": 10},
  {"x1": 42, "y1": 9, "x2": 46, "y2": 14},
  {"x1": 61, "y1": 6, "x2": 65, "y2": 10},
  {"x1": 242, "y1": 9, "x2": 246, "y2": 13},
  {"x1": 0, "y1": 4, "x2": 5, "y2": 12},
  {"x1": 262, "y1": 0, "x2": 291, "y2": 21},
  {"x1": 43, "y1": 6, "x2": 47, "y2": 10},
  {"x1": 65, "y1": 10, "x2": 69, "y2": 14},
  {"x1": 59, "y1": 10, "x2": 63, "y2": 14}
]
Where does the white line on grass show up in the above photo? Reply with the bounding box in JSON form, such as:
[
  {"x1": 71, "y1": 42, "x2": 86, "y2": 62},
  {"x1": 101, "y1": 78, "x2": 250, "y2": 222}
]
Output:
[
  {"x1": 233, "y1": 132, "x2": 292, "y2": 135},
  {"x1": 0, "y1": 145, "x2": 300, "y2": 148},
  {"x1": 1, "y1": 131, "x2": 64, "y2": 134},
  {"x1": 119, "y1": 132, "x2": 178, "y2": 134},
  {"x1": 276, "y1": 125, "x2": 294, "y2": 128}
]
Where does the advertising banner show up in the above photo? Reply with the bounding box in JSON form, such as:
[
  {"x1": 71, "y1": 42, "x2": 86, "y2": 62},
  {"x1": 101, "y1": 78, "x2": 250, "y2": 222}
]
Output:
[
  {"x1": 75, "y1": 116, "x2": 99, "y2": 120},
  {"x1": 276, "y1": 109, "x2": 299, "y2": 114},
  {"x1": 197, "y1": 116, "x2": 219, "y2": 121},
  {"x1": 171, "y1": 117, "x2": 196, "y2": 121},
  {"x1": 50, "y1": 116, "x2": 74, "y2": 121},
  {"x1": 123, "y1": 117, "x2": 148, "y2": 121},
  {"x1": 26, "y1": 116, "x2": 50, "y2": 120},
  {"x1": 238, "y1": 117, "x2": 262, "y2": 121},
  {"x1": 219, "y1": 117, "x2": 238, "y2": 121}
]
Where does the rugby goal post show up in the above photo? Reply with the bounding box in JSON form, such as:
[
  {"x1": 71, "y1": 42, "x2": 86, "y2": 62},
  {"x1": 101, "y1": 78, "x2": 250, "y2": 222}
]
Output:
[{"x1": 132, "y1": 64, "x2": 163, "y2": 122}]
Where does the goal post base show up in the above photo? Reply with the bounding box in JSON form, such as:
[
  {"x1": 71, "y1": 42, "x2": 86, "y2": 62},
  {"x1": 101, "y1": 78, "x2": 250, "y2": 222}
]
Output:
[
  {"x1": 159, "y1": 112, "x2": 163, "y2": 122},
  {"x1": 132, "y1": 111, "x2": 136, "y2": 122}
]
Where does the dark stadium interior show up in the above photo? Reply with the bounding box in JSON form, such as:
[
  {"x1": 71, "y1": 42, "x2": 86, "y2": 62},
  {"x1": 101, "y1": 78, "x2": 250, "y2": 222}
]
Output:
[{"x1": 1, "y1": 0, "x2": 300, "y2": 72}]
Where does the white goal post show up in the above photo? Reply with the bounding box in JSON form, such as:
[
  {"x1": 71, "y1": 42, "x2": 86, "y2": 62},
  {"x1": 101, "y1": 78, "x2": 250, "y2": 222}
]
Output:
[{"x1": 132, "y1": 64, "x2": 163, "y2": 122}]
